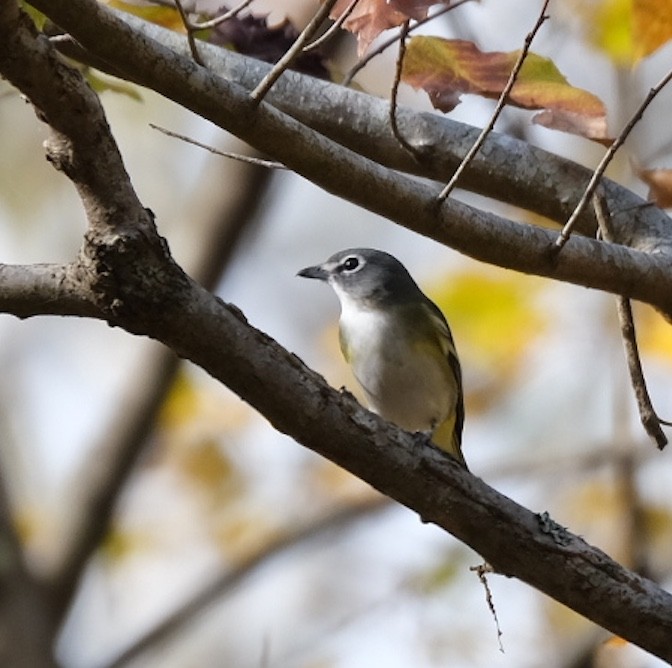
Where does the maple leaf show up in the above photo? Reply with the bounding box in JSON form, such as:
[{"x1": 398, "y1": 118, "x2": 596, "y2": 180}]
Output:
[
  {"x1": 331, "y1": 0, "x2": 447, "y2": 56},
  {"x1": 634, "y1": 164, "x2": 672, "y2": 208},
  {"x1": 402, "y1": 36, "x2": 611, "y2": 142}
]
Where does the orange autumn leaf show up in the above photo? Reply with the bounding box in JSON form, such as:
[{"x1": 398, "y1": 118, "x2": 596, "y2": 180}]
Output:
[
  {"x1": 634, "y1": 164, "x2": 672, "y2": 208},
  {"x1": 633, "y1": 0, "x2": 672, "y2": 59},
  {"x1": 330, "y1": 0, "x2": 443, "y2": 55},
  {"x1": 402, "y1": 36, "x2": 610, "y2": 142},
  {"x1": 583, "y1": 0, "x2": 672, "y2": 64}
]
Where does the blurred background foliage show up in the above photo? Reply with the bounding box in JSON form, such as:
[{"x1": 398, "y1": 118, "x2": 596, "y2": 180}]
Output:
[{"x1": 2, "y1": 0, "x2": 672, "y2": 666}]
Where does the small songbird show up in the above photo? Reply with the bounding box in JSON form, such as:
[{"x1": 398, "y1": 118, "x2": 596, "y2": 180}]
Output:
[{"x1": 298, "y1": 248, "x2": 467, "y2": 469}]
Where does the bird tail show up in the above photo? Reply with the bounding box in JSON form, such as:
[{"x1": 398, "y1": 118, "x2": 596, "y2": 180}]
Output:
[{"x1": 432, "y1": 415, "x2": 469, "y2": 471}]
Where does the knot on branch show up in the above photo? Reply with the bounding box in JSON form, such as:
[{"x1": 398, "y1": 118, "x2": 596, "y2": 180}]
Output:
[{"x1": 78, "y1": 216, "x2": 190, "y2": 330}]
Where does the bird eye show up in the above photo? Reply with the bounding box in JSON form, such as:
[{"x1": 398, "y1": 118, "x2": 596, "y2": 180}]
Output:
[{"x1": 341, "y1": 256, "x2": 360, "y2": 272}]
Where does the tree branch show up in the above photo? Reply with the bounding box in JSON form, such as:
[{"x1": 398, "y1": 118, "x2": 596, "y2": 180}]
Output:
[
  {"x1": 24, "y1": 0, "x2": 672, "y2": 316},
  {"x1": 2, "y1": 2, "x2": 672, "y2": 660},
  {"x1": 0, "y1": 263, "x2": 101, "y2": 319},
  {"x1": 47, "y1": 5, "x2": 672, "y2": 252},
  {"x1": 0, "y1": 415, "x2": 58, "y2": 667},
  {"x1": 108, "y1": 271, "x2": 672, "y2": 664}
]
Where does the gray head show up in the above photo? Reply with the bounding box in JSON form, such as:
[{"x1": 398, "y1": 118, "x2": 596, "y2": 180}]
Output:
[{"x1": 298, "y1": 248, "x2": 423, "y2": 306}]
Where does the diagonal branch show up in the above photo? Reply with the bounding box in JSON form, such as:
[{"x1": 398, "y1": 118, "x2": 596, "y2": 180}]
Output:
[
  {"x1": 249, "y1": 0, "x2": 338, "y2": 104},
  {"x1": 105, "y1": 270, "x2": 672, "y2": 665},
  {"x1": 593, "y1": 192, "x2": 669, "y2": 449},
  {"x1": 556, "y1": 67, "x2": 672, "y2": 249},
  {"x1": 25, "y1": 0, "x2": 672, "y2": 316},
  {"x1": 49, "y1": 8, "x2": 672, "y2": 247},
  {"x1": 2, "y1": 4, "x2": 672, "y2": 659}
]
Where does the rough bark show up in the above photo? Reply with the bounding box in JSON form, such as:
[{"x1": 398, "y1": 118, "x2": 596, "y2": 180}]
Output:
[{"x1": 1, "y1": 1, "x2": 672, "y2": 664}]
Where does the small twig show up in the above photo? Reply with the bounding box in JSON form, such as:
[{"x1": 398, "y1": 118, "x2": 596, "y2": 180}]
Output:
[
  {"x1": 189, "y1": 0, "x2": 254, "y2": 31},
  {"x1": 149, "y1": 124, "x2": 287, "y2": 169},
  {"x1": 470, "y1": 562, "x2": 504, "y2": 653},
  {"x1": 389, "y1": 20, "x2": 419, "y2": 157},
  {"x1": 593, "y1": 191, "x2": 669, "y2": 449},
  {"x1": 342, "y1": 0, "x2": 473, "y2": 87},
  {"x1": 249, "y1": 0, "x2": 339, "y2": 105},
  {"x1": 303, "y1": 0, "x2": 360, "y2": 53},
  {"x1": 150, "y1": 0, "x2": 197, "y2": 9},
  {"x1": 436, "y1": 0, "x2": 550, "y2": 204},
  {"x1": 173, "y1": 0, "x2": 203, "y2": 65},
  {"x1": 556, "y1": 66, "x2": 672, "y2": 250}
]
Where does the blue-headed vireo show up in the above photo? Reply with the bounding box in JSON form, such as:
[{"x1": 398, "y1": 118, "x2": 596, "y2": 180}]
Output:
[{"x1": 298, "y1": 248, "x2": 467, "y2": 469}]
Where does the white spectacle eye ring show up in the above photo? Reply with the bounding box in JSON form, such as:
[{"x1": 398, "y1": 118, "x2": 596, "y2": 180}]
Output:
[{"x1": 341, "y1": 256, "x2": 361, "y2": 272}]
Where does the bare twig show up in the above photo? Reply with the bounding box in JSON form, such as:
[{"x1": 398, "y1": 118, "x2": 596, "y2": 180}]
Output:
[
  {"x1": 389, "y1": 20, "x2": 419, "y2": 157},
  {"x1": 593, "y1": 191, "x2": 669, "y2": 449},
  {"x1": 18, "y1": 0, "x2": 672, "y2": 317},
  {"x1": 189, "y1": 0, "x2": 253, "y2": 31},
  {"x1": 249, "y1": 0, "x2": 339, "y2": 105},
  {"x1": 150, "y1": 123, "x2": 287, "y2": 169},
  {"x1": 556, "y1": 67, "x2": 672, "y2": 249},
  {"x1": 150, "y1": 0, "x2": 197, "y2": 9},
  {"x1": 436, "y1": 0, "x2": 550, "y2": 203},
  {"x1": 173, "y1": 0, "x2": 203, "y2": 65},
  {"x1": 303, "y1": 0, "x2": 360, "y2": 53},
  {"x1": 342, "y1": 0, "x2": 473, "y2": 87},
  {"x1": 470, "y1": 562, "x2": 504, "y2": 653}
]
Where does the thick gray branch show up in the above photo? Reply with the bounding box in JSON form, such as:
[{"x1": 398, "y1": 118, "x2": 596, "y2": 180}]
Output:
[
  {"x1": 1, "y1": 4, "x2": 672, "y2": 660},
  {"x1": 52, "y1": 5, "x2": 672, "y2": 253},
  {"x1": 135, "y1": 272, "x2": 672, "y2": 663},
  {"x1": 27, "y1": 0, "x2": 672, "y2": 316},
  {"x1": 0, "y1": 263, "x2": 101, "y2": 319}
]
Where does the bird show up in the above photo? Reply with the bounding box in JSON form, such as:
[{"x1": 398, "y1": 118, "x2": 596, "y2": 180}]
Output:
[{"x1": 298, "y1": 248, "x2": 467, "y2": 469}]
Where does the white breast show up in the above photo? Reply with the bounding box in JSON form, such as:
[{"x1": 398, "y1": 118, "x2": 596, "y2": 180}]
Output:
[{"x1": 335, "y1": 288, "x2": 455, "y2": 432}]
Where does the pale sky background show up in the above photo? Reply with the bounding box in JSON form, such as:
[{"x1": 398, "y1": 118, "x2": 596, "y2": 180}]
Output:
[{"x1": 1, "y1": 1, "x2": 672, "y2": 667}]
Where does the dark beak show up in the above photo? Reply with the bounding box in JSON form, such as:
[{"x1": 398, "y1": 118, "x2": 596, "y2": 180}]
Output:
[{"x1": 297, "y1": 264, "x2": 328, "y2": 281}]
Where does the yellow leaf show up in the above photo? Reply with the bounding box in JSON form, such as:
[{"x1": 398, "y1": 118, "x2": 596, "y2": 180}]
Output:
[
  {"x1": 632, "y1": 303, "x2": 672, "y2": 361},
  {"x1": 101, "y1": 524, "x2": 150, "y2": 562},
  {"x1": 159, "y1": 371, "x2": 203, "y2": 430},
  {"x1": 103, "y1": 0, "x2": 186, "y2": 31},
  {"x1": 591, "y1": 0, "x2": 634, "y2": 64},
  {"x1": 633, "y1": 0, "x2": 672, "y2": 60},
  {"x1": 581, "y1": 0, "x2": 672, "y2": 64},
  {"x1": 179, "y1": 438, "x2": 235, "y2": 491},
  {"x1": 428, "y1": 269, "x2": 547, "y2": 370},
  {"x1": 85, "y1": 70, "x2": 143, "y2": 101}
]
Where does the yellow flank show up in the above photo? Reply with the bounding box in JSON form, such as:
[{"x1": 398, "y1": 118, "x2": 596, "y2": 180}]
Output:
[{"x1": 432, "y1": 413, "x2": 467, "y2": 468}]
